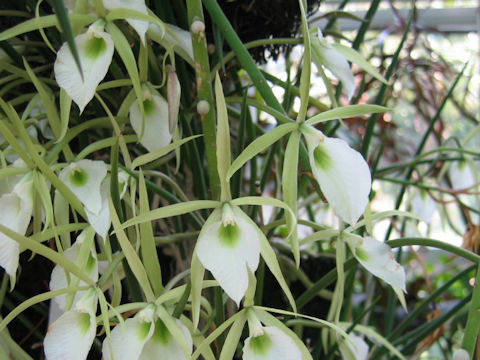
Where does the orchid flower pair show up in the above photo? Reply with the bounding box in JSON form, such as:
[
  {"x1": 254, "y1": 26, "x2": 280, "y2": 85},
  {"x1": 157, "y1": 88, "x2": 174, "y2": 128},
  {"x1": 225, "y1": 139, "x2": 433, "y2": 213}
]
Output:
[
  {"x1": 102, "y1": 305, "x2": 193, "y2": 360},
  {"x1": 55, "y1": 0, "x2": 192, "y2": 118}
]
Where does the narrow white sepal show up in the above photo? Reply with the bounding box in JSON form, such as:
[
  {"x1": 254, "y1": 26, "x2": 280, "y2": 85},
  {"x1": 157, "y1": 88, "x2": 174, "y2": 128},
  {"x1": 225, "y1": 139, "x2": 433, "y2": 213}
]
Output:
[
  {"x1": 54, "y1": 22, "x2": 114, "y2": 113},
  {"x1": 129, "y1": 88, "x2": 172, "y2": 152},
  {"x1": 243, "y1": 326, "x2": 302, "y2": 360},
  {"x1": 85, "y1": 177, "x2": 111, "y2": 239},
  {"x1": 147, "y1": 23, "x2": 194, "y2": 64},
  {"x1": 303, "y1": 126, "x2": 371, "y2": 225},
  {"x1": 59, "y1": 159, "x2": 107, "y2": 215},
  {"x1": 311, "y1": 28, "x2": 356, "y2": 100},
  {"x1": 196, "y1": 205, "x2": 261, "y2": 306},
  {"x1": 102, "y1": 0, "x2": 149, "y2": 43},
  {"x1": 348, "y1": 235, "x2": 406, "y2": 292},
  {"x1": 0, "y1": 172, "x2": 33, "y2": 279},
  {"x1": 44, "y1": 291, "x2": 97, "y2": 360}
]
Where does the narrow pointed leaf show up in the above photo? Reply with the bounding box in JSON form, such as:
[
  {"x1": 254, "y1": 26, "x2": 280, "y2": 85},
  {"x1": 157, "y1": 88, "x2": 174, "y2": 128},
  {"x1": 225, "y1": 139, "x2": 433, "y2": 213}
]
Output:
[
  {"x1": 109, "y1": 198, "x2": 155, "y2": 302},
  {"x1": 118, "y1": 200, "x2": 219, "y2": 231},
  {"x1": 305, "y1": 104, "x2": 389, "y2": 126},
  {"x1": 332, "y1": 43, "x2": 389, "y2": 84},
  {"x1": 51, "y1": 0, "x2": 83, "y2": 78},
  {"x1": 131, "y1": 135, "x2": 201, "y2": 169},
  {"x1": 106, "y1": 21, "x2": 143, "y2": 116},
  {"x1": 219, "y1": 314, "x2": 247, "y2": 360},
  {"x1": 282, "y1": 130, "x2": 300, "y2": 266},
  {"x1": 227, "y1": 123, "x2": 297, "y2": 181},
  {"x1": 215, "y1": 73, "x2": 232, "y2": 201},
  {"x1": 138, "y1": 170, "x2": 163, "y2": 296},
  {"x1": 258, "y1": 235, "x2": 296, "y2": 312}
]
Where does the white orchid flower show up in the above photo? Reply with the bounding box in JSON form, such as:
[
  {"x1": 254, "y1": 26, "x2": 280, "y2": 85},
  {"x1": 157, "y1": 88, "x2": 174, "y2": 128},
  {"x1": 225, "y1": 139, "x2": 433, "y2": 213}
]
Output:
[
  {"x1": 0, "y1": 171, "x2": 34, "y2": 281},
  {"x1": 49, "y1": 227, "x2": 98, "y2": 313},
  {"x1": 196, "y1": 203, "x2": 261, "y2": 306},
  {"x1": 102, "y1": 0, "x2": 149, "y2": 43},
  {"x1": 59, "y1": 159, "x2": 107, "y2": 215},
  {"x1": 345, "y1": 234, "x2": 406, "y2": 292},
  {"x1": 54, "y1": 20, "x2": 114, "y2": 113},
  {"x1": 102, "y1": 306, "x2": 193, "y2": 360},
  {"x1": 301, "y1": 124, "x2": 371, "y2": 225},
  {"x1": 129, "y1": 85, "x2": 173, "y2": 152},
  {"x1": 243, "y1": 323, "x2": 302, "y2": 360},
  {"x1": 43, "y1": 289, "x2": 97, "y2": 360},
  {"x1": 311, "y1": 27, "x2": 355, "y2": 100}
]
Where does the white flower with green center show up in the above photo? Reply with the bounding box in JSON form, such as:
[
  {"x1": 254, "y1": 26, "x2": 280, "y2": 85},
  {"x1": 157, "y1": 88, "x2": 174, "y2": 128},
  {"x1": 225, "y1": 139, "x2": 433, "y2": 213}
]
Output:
[
  {"x1": 0, "y1": 171, "x2": 33, "y2": 281},
  {"x1": 243, "y1": 326, "x2": 302, "y2": 360},
  {"x1": 43, "y1": 289, "x2": 97, "y2": 360},
  {"x1": 346, "y1": 234, "x2": 406, "y2": 292},
  {"x1": 301, "y1": 124, "x2": 371, "y2": 226},
  {"x1": 102, "y1": 306, "x2": 192, "y2": 360},
  {"x1": 59, "y1": 159, "x2": 107, "y2": 215},
  {"x1": 102, "y1": 0, "x2": 149, "y2": 43},
  {"x1": 129, "y1": 86, "x2": 172, "y2": 152},
  {"x1": 54, "y1": 20, "x2": 114, "y2": 113},
  {"x1": 311, "y1": 27, "x2": 355, "y2": 100},
  {"x1": 196, "y1": 203, "x2": 261, "y2": 306}
]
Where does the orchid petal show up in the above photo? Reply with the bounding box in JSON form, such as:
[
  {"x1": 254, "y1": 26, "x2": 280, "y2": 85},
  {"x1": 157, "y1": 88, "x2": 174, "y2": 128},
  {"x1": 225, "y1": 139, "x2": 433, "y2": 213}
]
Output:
[
  {"x1": 348, "y1": 235, "x2": 406, "y2": 291},
  {"x1": 311, "y1": 29, "x2": 355, "y2": 100},
  {"x1": 102, "y1": 307, "x2": 155, "y2": 360},
  {"x1": 103, "y1": 0, "x2": 149, "y2": 43},
  {"x1": 411, "y1": 188, "x2": 436, "y2": 224},
  {"x1": 54, "y1": 21, "x2": 114, "y2": 113},
  {"x1": 139, "y1": 319, "x2": 192, "y2": 360},
  {"x1": 44, "y1": 291, "x2": 97, "y2": 360},
  {"x1": 147, "y1": 23, "x2": 194, "y2": 65},
  {"x1": 129, "y1": 87, "x2": 172, "y2": 152},
  {"x1": 303, "y1": 125, "x2": 371, "y2": 225},
  {"x1": 243, "y1": 326, "x2": 302, "y2": 360},
  {"x1": 339, "y1": 333, "x2": 369, "y2": 360},
  {"x1": 59, "y1": 159, "x2": 107, "y2": 215},
  {"x1": 0, "y1": 172, "x2": 33, "y2": 279},
  {"x1": 196, "y1": 204, "x2": 261, "y2": 305},
  {"x1": 85, "y1": 177, "x2": 111, "y2": 239}
]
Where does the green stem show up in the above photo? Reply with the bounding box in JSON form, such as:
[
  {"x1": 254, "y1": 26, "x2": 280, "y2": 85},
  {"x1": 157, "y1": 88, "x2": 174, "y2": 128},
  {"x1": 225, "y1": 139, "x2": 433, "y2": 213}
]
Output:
[
  {"x1": 202, "y1": 0, "x2": 285, "y2": 115},
  {"x1": 462, "y1": 264, "x2": 480, "y2": 357},
  {"x1": 210, "y1": 38, "x2": 302, "y2": 75},
  {"x1": 387, "y1": 238, "x2": 480, "y2": 264},
  {"x1": 186, "y1": 0, "x2": 220, "y2": 200}
]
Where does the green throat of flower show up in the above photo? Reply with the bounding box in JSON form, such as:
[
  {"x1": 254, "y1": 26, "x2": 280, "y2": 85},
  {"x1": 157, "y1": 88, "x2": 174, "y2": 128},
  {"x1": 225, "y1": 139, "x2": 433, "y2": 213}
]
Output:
[
  {"x1": 85, "y1": 36, "x2": 107, "y2": 59},
  {"x1": 218, "y1": 223, "x2": 240, "y2": 247},
  {"x1": 313, "y1": 144, "x2": 332, "y2": 170},
  {"x1": 151, "y1": 319, "x2": 172, "y2": 345},
  {"x1": 249, "y1": 333, "x2": 272, "y2": 355},
  {"x1": 70, "y1": 167, "x2": 89, "y2": 187}
]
